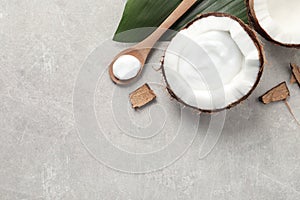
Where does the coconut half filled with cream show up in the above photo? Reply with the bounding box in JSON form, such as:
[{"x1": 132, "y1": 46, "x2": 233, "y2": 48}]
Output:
[
  {"x1": 247, "y1": 0, "x2": 300, "y2": 47},
  {"x1": 162, "y1": 13, "x2": 265, "y2": 113}
]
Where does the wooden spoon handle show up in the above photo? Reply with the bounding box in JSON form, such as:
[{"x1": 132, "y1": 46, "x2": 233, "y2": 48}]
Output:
[{"x1": 135, "y1": 0, "x2": 197, "y2": 51}]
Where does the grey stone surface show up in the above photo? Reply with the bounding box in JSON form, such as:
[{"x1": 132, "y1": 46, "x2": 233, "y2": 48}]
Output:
[{"x1": 0, "y1": 0, "x2": 300, "y2": 199}]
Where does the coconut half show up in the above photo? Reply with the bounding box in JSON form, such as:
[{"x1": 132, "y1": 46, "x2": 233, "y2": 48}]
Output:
[
  {"x1": 247, "y1": 0, "x2": 300, "y2": 47},
  {"x1": 162, "y1": 13, "x2": 264, "y2": 113}
]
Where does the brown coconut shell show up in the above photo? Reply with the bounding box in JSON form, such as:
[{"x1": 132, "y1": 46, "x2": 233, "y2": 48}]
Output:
[
  {"x1": 246, "y1": 0, "x2": 300, "y2": 48},
  {"x1": 162, "y1": 12, "x2": 265, "y2": 113}
]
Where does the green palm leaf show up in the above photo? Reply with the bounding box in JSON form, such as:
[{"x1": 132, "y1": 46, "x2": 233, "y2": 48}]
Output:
[{"x1": 113, "y1": 0, "x2": 248, "y2": 42}]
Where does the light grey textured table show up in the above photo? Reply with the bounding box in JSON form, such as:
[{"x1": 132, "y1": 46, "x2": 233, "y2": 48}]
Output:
[{"x1": 1, "y1": 0, "x2": 300, "y2": 199}]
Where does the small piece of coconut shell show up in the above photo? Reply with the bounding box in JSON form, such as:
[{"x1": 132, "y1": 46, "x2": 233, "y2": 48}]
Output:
[
  {"x1": 129, "y1": 84, "x2": 156, "y2": 109},
  {"x1": 290, "y1": 63, "x2": 300, "y2": 87},
  {"x1": 290, "y1": 74, "x2": 297, "y2": 84},
  {"x1": 259, "y1": 82, "x2": 290, "y2": 104}
]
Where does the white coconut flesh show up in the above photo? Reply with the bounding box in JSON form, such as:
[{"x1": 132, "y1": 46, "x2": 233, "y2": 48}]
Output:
[
  {"x1": 253, "y1": 0, "x2": 300, "y2": 44},
  {"x1": 163, "y1": 15, "x2": 262, "y2": 111}
]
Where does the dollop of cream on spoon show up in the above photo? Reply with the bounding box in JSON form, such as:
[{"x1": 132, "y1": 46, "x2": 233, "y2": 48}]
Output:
[{"x1": 112, "y1": 55, "x2": 142, "y2": 80}]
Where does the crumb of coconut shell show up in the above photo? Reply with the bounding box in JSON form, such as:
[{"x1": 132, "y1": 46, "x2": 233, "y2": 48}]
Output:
[{"x1": 129, "y1": 84, "x2": 156, "y2": 109}]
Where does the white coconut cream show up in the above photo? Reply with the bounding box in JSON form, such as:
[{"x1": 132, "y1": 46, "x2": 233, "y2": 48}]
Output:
[
  {"x1": 189, "y1": 31, "x2": 243, "y2": 87},
  {"x1": 112, "y1": 55, "x2": 142, "y2": 80}
]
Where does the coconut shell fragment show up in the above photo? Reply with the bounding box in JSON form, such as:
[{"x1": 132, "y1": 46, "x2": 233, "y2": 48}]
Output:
[
  {"x1": 129, "y1": 84, "x2": 156, "y2": 109},
  {"x1": 290, "y1": 74, "x2": 297, "y2": 84},
  {"x1": 290, "y1": 63, "x2": 300, "y2": 87},
  {"x1": 259, "y1": 82, "x2": 290, "y2": 104}
]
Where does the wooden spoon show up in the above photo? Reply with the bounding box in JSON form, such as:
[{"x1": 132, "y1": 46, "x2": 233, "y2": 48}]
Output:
[{"x1": 109, "y1": 0, "x2": 198, "y2": 85}]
